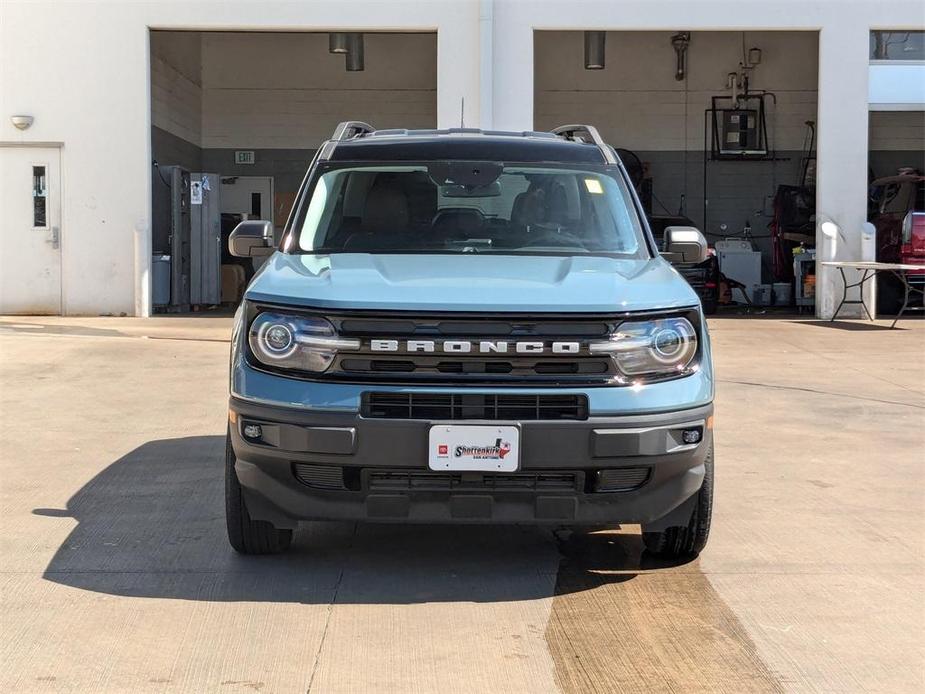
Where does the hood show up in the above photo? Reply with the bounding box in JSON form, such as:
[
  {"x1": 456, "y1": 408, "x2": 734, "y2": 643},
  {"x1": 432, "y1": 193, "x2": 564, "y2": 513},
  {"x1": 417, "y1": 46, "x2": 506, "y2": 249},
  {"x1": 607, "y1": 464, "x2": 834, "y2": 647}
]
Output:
[{"x1": 244, "y1": 252, "x2": 699, "y2": 313}]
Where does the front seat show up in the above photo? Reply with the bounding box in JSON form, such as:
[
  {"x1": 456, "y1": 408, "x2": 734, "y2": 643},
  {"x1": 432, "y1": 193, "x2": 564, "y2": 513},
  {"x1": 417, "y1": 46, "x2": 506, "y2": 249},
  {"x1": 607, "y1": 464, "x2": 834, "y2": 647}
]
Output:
[
  {"x1": 545, "y1": 183, "x2": 570, "y2": 226},
  {"x1": 344, "y1": 179, "x2": 411, "y2": 250},
  {"x1": 510, "y1": 189, "x2": 546, "y2": 231}
]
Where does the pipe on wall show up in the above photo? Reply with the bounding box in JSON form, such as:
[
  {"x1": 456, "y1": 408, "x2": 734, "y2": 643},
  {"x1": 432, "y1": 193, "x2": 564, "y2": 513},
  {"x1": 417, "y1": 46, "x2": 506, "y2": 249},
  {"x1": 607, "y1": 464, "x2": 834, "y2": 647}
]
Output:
[
  {"x1": 479, "y1": 0, "x2": 493, "y2": 128},
  {"x1": 345, "y1": 33, "x2": 364, "y2": 71},
  {"x1": 584, "y1": 31, "x2": 605, "y2": 70}
]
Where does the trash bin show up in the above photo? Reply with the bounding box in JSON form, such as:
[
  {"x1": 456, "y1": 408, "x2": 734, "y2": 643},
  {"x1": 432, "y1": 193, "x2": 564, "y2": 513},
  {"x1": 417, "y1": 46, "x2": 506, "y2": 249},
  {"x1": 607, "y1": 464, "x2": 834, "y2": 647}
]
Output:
[
  {"x1": 772, "y1": 282, "x2": 792, "y2": 306},
  {"x1": 752, "y1": 284, "x2": 772, "y2": 306},
  {"x1": 152, "y1": 255, "x2": 171, "y2": 306}
]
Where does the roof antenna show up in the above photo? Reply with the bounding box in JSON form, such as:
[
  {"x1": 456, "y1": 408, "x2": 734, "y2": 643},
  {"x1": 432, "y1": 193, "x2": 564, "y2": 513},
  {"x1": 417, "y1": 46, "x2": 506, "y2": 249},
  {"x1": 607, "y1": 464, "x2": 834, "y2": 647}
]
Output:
[{"x1": 460, "y1": 97, "x2": 465, "y2": 128}]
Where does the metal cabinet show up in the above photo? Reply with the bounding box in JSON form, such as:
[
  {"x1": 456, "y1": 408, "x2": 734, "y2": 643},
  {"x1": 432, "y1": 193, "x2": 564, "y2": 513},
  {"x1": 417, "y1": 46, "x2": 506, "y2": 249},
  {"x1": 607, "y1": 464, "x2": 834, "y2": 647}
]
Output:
[
  {"x1": 190, "y1": 173, "x2": 222, "y2": 306},
  {"x1": 793, "y1": 250, "x2": 816, "y2": 310}
]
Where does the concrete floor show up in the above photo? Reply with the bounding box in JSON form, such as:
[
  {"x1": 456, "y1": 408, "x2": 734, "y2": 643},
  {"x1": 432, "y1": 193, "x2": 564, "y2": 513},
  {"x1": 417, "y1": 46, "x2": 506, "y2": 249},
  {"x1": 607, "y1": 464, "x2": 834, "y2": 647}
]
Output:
[{"x1": 0, "y1": 315, "x2": 922, "y2": 693}]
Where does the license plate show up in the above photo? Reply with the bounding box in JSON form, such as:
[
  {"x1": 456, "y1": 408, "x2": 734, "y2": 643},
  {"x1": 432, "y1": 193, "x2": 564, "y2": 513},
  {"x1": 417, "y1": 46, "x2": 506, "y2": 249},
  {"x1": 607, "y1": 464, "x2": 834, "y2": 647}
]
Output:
[{"x1": 428, "y1": 425, "x2": 520, "y2": 472}]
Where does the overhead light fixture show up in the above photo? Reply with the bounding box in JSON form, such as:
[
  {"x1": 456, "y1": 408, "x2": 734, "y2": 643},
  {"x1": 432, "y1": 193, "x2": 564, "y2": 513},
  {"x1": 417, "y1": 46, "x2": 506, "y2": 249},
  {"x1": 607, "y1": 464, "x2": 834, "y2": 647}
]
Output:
[
  {"x1": 329, "y1": 33, "x2": 349, "y2": 54},
  {"x1": 345, "y1": 33, "x2": 365, "y2": 72},
  {"x1": 584, "y1": 31, "x2": 605, "y2": 70},
  {"x1": 10, "y1": 115, "x2": 33, "y2": 130}
]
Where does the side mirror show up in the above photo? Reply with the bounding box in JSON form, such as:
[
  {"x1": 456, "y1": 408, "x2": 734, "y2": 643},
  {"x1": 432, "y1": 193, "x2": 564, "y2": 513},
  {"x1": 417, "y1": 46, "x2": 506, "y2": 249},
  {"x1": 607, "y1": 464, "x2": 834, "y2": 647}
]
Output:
[
  {"x1": 663, "y1": 226, "x2": 708, "y2": 264},
  {"x1": 229, "y1": 220, "x2": 274, "y2": 257}
]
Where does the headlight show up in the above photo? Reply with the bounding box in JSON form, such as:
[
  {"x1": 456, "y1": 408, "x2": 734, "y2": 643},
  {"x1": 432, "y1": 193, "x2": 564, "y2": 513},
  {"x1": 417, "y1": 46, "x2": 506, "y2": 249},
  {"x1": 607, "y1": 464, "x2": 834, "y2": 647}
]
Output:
[
  {"x1": 248, "y1": 312, "x2": 359, "y2": 373},
  {"x1": 590, "y1": 317, "x2": 697, "y2": 378}
]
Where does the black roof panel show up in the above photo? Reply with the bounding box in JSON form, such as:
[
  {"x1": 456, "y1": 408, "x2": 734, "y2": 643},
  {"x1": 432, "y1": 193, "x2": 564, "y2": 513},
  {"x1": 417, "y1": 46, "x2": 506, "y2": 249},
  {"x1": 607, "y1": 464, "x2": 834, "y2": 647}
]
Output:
[{"x1": 327, "y1": 132, "x2": 608, "y2": 164}]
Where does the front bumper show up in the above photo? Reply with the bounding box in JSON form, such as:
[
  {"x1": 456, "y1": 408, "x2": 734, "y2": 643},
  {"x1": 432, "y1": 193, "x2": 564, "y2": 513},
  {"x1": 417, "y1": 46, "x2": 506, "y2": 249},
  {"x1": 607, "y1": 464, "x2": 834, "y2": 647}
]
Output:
[{"x1": 229, "y1": 396, "x2": 713, "y2": 528}]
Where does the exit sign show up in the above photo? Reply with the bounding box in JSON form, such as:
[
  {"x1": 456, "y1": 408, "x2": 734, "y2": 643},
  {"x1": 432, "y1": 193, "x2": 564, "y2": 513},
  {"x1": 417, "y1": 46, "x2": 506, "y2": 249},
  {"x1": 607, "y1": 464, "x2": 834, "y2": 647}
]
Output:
[{"x1": 235, "y1": 150, "x2": 255, "y2": 165}]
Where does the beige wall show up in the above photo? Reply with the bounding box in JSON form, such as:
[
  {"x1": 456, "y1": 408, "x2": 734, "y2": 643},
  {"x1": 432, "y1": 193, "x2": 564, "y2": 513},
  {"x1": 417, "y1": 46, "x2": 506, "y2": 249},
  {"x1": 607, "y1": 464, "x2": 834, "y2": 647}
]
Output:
[
  {"x1": 200, "y1": 32, "x2": 437, "y2": 149},
  {"x1": 535, "y1": 31, "x2": 818, "y2": 152},
  {"x1": 869, "y1": 111, "x2": 925, "y2": 151},
  {"x1": 151, "y1": 32, "x2": 202, "y2": 146},
  {"x1": 152, "y1": 31, "x2": 438, "y2": 151}
]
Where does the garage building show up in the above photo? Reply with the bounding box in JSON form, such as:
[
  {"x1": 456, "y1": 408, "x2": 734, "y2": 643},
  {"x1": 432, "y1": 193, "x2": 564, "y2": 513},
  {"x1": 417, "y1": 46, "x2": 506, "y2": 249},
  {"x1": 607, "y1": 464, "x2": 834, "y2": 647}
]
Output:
[{"x1": 1, "y1": 1, "x2": 923, "y2": 318}]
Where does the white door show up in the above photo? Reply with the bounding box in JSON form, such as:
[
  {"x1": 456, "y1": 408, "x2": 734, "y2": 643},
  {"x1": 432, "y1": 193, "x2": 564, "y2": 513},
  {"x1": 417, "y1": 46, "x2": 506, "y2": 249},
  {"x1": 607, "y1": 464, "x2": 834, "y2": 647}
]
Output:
[
  {"x1": 0, "y1": 147, "x2": 62, "y2": 314},
  {"x1": 220, "y1": 176, "x2": 274, "y2": 226}
]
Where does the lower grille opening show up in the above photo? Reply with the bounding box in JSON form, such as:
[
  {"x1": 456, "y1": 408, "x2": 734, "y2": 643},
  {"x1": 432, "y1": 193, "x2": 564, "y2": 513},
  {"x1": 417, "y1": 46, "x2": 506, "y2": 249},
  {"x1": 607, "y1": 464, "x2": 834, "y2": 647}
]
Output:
[
  {"x1": 293, "y1": 465, "x2": 650, "y2": 494},
  {"x1": 293, "y1": 464, "x2": 349, "y2": 490},
  {"x1": 369, "y1": 360, "x2": 416, "y2": 372},
  {"x1": 366, "y1": 469, "x2": 581, "y2": 493},
  {"x1": 594, "y1": 467, "x2": 650, "y2": 493},
  {"x1": 362, "y1": 392, "x2": 589, "y2": 421},
  {"x1": 435, "y1": 361, "x2": 514, "y2": 374}
]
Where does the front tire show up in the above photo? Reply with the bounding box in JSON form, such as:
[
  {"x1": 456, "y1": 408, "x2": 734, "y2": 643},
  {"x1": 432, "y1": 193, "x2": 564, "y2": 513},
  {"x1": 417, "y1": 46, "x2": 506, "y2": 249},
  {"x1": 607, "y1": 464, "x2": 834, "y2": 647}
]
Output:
[
  {"x1": 225, "y1": 431, "x2": 293, "y2": 554},
  {"x1": 641, "y1": 440, "x2": 713, "y2": 559}
]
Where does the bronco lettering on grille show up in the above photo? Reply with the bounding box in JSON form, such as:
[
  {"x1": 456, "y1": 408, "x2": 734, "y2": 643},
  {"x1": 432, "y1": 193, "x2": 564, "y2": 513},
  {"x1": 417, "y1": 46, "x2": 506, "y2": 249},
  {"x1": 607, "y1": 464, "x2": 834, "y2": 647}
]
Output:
[{"x1": 368, "y1": 340, "x2": 582, "y2": 354}]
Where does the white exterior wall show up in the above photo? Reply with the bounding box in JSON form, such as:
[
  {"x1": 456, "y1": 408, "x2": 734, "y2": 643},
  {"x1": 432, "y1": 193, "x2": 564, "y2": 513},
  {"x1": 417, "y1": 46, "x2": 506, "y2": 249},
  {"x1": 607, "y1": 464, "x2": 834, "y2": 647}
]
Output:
[
  {"x1": 870, "y1": 63, "x2": 925, "y2": 110},
  {"x1": 1, "y1": 0, "x2": 923, "y2": 316},
  {"x1": 0, "y1": 0, "x2": 479, "y2": 316}
]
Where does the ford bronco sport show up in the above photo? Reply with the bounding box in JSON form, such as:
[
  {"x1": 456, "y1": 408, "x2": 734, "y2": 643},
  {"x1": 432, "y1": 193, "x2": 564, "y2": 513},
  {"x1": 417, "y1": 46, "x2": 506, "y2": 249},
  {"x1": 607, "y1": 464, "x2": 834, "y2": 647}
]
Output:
[{"x1": 226, "y1": 122, "x2": 714, "y2": 559}]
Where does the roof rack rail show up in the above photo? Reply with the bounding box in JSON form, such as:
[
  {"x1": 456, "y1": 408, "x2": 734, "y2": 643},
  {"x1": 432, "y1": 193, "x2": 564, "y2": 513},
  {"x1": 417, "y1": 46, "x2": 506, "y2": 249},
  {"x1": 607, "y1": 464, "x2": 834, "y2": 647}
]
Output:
[
  {"x1": 551, "y1": 124, "x2": 617, "y2": 163},
  {"x1": 331, "y1": 121, "x2": 376, "y2": 141}
]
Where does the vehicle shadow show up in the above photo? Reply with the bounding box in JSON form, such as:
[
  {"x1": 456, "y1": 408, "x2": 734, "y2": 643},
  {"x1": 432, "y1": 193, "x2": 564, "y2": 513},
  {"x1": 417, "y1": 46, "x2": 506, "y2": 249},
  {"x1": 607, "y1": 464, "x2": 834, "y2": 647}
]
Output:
[{"x1": 36, "y1": 436, "x2": 691, "y2": 605}]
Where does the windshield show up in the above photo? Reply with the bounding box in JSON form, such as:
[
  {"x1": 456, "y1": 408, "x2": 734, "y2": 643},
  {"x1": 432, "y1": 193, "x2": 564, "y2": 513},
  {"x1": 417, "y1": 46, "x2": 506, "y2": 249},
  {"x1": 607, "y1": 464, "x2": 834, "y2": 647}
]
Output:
[{"x1": 290, "y1": 163, "x2": 648, "y2": 257}]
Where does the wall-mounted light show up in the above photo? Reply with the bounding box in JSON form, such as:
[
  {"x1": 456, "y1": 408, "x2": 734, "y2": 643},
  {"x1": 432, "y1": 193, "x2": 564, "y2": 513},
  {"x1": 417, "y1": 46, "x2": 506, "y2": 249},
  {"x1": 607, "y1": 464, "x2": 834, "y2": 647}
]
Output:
[
  {"x1": 329, "y1": 33, "x2": 349, "y2": 54},
  {"x1": 345, "y1": 33, "x2": 365, "y2": 72},
  {"x1": 584, "y1": 31, "x2": 605, "y2": 70},
  {"x1": 10, "y1": 115, "x2": 33, "y2": 130},
  {"x1": 671, "y1": 32, "x2": 691, "y2": 81},
  {"x1": 821, "y1": 220, "x2": 841, "y2": 241},
  {"x1": 747, "y1": 47, "x2": 762, "y2": 67}
]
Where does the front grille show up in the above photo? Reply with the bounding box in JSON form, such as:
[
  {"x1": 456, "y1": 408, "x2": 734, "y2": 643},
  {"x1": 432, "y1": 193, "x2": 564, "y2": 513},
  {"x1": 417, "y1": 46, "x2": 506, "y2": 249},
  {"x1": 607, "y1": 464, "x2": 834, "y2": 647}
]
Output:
[
  {"x1": 362, "y1": 392, "x2": 589, "y2": 420},
  {"x1": 594, "y1": 467, "x2": 650, "y2": 492},
  {"x1": 245, "y1": 305, "x2": 702, "y2": 387},
  {"x1": 366, "y1": 469, "x2": 581, "y2": 493},
  {"x1": 329, "y1": 311, "x2": 624, "y2": 386}
]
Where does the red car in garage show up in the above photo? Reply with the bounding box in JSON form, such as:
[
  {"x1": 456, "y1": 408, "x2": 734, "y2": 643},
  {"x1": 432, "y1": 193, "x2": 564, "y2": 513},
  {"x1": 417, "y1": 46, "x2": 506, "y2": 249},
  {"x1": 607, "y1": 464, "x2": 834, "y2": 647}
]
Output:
[{"x1": 869, "y1": 174, "x2": 925, "y2": 314}]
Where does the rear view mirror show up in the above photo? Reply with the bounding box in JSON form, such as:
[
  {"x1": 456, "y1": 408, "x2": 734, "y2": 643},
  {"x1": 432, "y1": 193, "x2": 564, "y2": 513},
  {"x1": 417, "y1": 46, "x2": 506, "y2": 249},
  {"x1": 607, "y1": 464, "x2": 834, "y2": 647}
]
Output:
[
  {"x1": 229, "y1": 220, "x2": 273, "y2": 257},
  {"x1": 441, "y1": 181, "x2": 502, "y2": 198},
  {"x1": 663, "y1": 226, "x2": 708, "y2": 264},
  {"x1": 428, "y1": 161, "x2": 502, "y2": 188}
]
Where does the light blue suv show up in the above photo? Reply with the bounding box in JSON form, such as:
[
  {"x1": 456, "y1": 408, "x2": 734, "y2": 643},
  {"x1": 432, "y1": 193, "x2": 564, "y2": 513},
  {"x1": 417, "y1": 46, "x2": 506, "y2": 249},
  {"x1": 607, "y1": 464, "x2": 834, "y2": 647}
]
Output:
[{"x1": 226, "y1": 122, "x2": 714, "y2": 558}]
